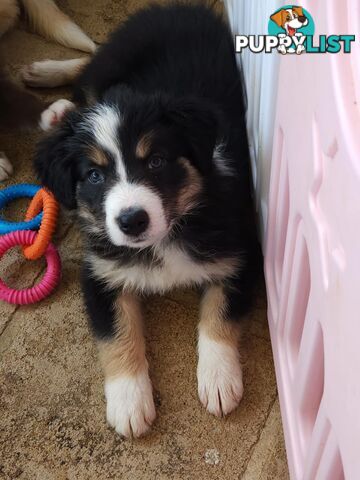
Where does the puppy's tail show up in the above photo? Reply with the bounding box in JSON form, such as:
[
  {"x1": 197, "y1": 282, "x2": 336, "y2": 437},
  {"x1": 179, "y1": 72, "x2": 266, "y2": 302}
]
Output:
[{"x1": 20, "y1": 0, "x2": 96, "y2": 53}]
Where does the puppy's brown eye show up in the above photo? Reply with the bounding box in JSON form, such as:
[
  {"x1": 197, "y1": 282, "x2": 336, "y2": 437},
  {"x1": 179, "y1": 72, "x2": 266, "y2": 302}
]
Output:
[
  {"x1": 88, "y1": 169, "x2": 104, "y2": 184},
  {"x1": 148, "y1": 155, "x2": 166, "y2": 170}
]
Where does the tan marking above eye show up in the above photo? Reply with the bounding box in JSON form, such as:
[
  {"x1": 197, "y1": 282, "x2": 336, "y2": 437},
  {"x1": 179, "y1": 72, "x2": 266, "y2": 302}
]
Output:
[
  {"x1": 89, "y1": 146, "x2": 108, "y2": 167},
  {"x1": 136, "y1": 132, "x2": 154, "y2": 159},
  {"x1": 177, "y1": 157, "x2": 203, "y2": 215}
]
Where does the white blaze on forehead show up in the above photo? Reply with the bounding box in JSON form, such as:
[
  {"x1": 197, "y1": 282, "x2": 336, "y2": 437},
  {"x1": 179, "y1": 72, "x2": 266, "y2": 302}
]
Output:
[
  {"x1": 86, "y1": 104, "x2": 127, "y2": 180},
  {"x1": 84, "y1": 104, "x2": 168, "y2": 248}
]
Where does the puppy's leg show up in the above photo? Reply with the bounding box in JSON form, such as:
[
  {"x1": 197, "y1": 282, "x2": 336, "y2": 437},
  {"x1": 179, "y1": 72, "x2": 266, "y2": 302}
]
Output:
[
  {"x1": 0, "y1": 152, "x2": 13, "y2": 181},
  {"x1": 23, "y1": 57, "x2": 90, "y2": 88},
  {"x1": 197, "y1": 284, "x2": 244, "y2": 417},
  {"x1": 20, "y1": 0, "x2": 96, "y2": 53},
  {"x1": 0, "y1": 0, "x2": 19, "y2": 38},
  {"x1": 82, "y1": 270, "x2": 155, "y2": 438}
]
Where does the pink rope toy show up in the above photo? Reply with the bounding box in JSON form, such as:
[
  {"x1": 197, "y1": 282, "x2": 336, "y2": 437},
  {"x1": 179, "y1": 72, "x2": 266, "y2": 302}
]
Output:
[{"x1": 0, "y1": 230, "x2": 61, "y2": 305}]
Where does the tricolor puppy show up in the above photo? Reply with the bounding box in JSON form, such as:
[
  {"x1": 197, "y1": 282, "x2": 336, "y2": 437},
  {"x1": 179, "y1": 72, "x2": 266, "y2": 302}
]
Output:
[
  {"x1": 270, "y1": 6, "x2": 308, "y2": 36},
  {"x1": 35, "y1": 3, "x2": 260, "y2": 438}
]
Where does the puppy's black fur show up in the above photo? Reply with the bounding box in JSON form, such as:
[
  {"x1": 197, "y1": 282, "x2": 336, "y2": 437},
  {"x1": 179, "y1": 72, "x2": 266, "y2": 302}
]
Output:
[{"x1": 35, "y1": 3, "x2": 260, "y2": 336}]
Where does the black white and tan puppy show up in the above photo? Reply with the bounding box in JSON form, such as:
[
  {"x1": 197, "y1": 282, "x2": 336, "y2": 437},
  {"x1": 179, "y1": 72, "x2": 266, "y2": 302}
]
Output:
[{"x1": 35, "y1": 3, "x2": 260, "y2": 438}]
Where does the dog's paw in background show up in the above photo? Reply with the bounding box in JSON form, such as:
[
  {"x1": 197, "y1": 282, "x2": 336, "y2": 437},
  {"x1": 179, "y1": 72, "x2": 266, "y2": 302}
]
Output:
[
  {"x1": 197, "y1": 335, "x2": 244, "y2": 417},
  {"x1": 0, "y1": 152, "x2": 13, "y2": 181},
  {"x1": 21, "y1": 0, "x2": 96, "y2": 54},
  {"x1": 105, "y1": 372, "x2": 156, "y2": 438},
  {"x1": 40, "y1": 98, "x2": 75, "y2": 131},
  {"x1": 23, "y1": 57, "x2": 90, "y2": 88},
  {"x1": 23, "y1": 59, "x2": 74, "y2": 88}
]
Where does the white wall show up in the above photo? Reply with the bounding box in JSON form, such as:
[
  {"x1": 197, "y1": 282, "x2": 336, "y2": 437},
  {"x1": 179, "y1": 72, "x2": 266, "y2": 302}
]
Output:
[{"x1": 224, "y1": 0, "x2": 282, "y2": 245}]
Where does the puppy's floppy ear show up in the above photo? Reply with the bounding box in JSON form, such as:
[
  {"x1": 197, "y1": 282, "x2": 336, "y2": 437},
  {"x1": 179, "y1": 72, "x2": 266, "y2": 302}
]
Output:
[
  {"x1": 270, "y1": 9, "x2": 286, "y2": 27},
  {"x1": 34, "y1": 110, "x2": 82, "y2": 209},
  {"x1": 162, "y1": 96, "x2": 219, "y2": 173}
]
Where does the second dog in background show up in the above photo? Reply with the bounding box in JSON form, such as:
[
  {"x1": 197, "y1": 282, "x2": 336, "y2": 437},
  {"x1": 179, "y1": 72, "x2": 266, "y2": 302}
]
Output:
[{"x1": 0, "y1": 0, "x2": 95, "y2": 180}]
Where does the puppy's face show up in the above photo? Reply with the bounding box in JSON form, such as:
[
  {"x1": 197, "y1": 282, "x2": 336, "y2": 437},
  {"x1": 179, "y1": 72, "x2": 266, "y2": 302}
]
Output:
[
  {"x1": 77, "y1": 104, "x2": 204, "y2": 248},
  {"x1": 35, "y1": 92, "x2": 218, "y2": 249}
]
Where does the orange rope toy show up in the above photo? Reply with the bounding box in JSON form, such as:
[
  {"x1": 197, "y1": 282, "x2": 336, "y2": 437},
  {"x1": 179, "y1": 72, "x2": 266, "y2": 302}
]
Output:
[{"x1": 22, "y1": 188, "x2": 59, "y2": 260}]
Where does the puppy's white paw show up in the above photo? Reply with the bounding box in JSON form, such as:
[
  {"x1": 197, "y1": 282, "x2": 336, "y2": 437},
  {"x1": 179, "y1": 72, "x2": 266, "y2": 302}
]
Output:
[
  {"x1": 197, "y1": 335, "x2": 243, "y2": 417},
  {"x1": 105, "y1": 371, "x2": 156, "y2": 438},
  {"x1": 0, "y1": 153, "x2": 13, "y2": 181},
  {"x1": 23, "y1": 60, "x2": 67, "y2": 88},
  {"x1": 40, "y1": 99, "x2": 74, "y2": 131}
]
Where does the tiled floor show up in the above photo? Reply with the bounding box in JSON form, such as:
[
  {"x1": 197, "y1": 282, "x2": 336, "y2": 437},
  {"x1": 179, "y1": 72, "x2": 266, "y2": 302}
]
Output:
[{"x1": 0, "y1": 1, "x2": 289, "y2": 478}]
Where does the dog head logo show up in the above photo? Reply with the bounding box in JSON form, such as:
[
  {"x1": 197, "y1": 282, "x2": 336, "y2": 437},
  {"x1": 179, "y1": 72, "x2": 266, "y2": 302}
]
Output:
[
  {"x1": 270, "y1": 6, "x2": 308, "y2": 36},
  {"x1": 269, "y1": 5, "x2": 314, "y2": 55}
]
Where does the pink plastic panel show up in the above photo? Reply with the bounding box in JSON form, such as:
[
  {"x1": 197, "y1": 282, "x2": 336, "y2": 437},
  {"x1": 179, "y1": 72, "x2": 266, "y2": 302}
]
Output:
[{"x1": 265, "y1": 1, "x2": 360, "y2": 479}]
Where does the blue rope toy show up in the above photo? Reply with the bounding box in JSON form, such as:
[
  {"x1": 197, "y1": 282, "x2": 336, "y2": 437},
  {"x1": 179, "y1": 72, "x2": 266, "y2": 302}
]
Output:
[{"x1": 0, "y1": 184, "x2": 43, "y2": 235}]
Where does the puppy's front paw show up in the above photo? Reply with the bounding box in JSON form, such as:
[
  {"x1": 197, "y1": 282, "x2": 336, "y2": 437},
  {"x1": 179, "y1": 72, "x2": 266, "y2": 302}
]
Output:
[
  {"x1": 105, "y1": 371, "x2": 156, "y2": 438},
  {"x1": 197, "y1": 336, "x2": 243, "y2": 417},
  {"x1": 0, "y1": 153, "x2": 13, "y2": 181},
  {"x1": 40, "y1": 99, "x2": 74, "y2": 131}
]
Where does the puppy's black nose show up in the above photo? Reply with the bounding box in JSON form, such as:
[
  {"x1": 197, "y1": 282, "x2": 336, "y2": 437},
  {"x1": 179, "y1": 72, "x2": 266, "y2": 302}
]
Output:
[
  {"x1": 298, "y1": 15, "x2": 307, "y2": 23},
  {"x1": 117, "y1": 208, "x2": 149, "y2": 236}
]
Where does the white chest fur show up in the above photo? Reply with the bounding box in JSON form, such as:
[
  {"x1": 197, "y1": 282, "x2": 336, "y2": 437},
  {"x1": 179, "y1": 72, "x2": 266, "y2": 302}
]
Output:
[{"x1": 89, "y1": 245, "x2": 238, "y2": 293}]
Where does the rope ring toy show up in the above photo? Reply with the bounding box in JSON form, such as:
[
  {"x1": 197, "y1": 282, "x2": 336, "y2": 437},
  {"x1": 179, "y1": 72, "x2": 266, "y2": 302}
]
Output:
[
  {"x1": 0, "y1": 230, "x2": 61, "y2": 305},
  {"x1": 0, "y1": 184, "x2": 43, "y2": 234},
  {"x1": 23, "y1": 188, "x2": 59, "y2": 260}
]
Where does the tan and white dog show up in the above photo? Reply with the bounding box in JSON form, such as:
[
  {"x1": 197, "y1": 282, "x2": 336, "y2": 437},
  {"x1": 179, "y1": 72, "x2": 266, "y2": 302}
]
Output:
[
  {"x1": 0, "y1": 0, "x2": 95, "y2": 180},
  {"x1": 270, "y1": 6, "x2": 308, "y2": 55}
]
